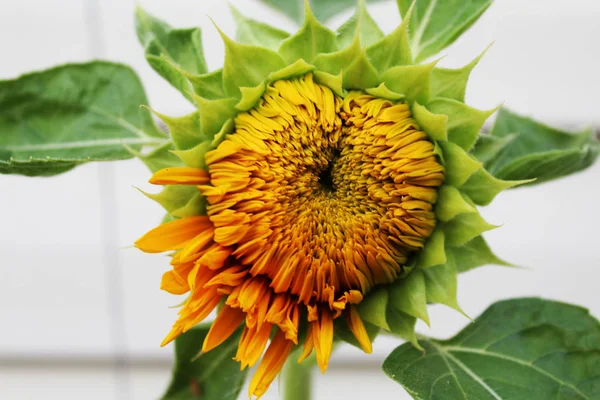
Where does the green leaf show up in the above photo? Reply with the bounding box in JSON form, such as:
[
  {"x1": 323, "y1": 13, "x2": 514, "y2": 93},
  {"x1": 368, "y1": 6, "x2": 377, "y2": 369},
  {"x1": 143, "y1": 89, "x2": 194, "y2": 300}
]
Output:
[
  {"x1": 450, "y1": 235, "x2": 511, "y2": 273},
  {"x1": 397, "y1": 0, "x2": 492, "y2": 63},
  {"x1": 0, "y1": 62, "x2": 163, "y2": 177},
  {"x1": 383, "y1": 298, "x2": 600, "y2": 399},
  {"x1": 230, "y1": 4, "x2": 290, "y2": 51},
  {"x1": 163, "y1": 324, "x2": 247, "y2": 400},
  {"x1": 486, "y1": 108, "x2": 600, "y2": 185},
  {"x1": 261, "y1": 0, "x2": 387, "y2": 24},
  {"x1": 278, "y1": 1, "x2": 338, "y2": 64},
  {"x1": 336, "y1": 0, "x2": 384, "y2": 48},
  {"x1": 430, "y1": 44, "x2": 490, "y2": 102},
  {"x1": 135, "y1": 7, "x2": 207, "y2": 102}
]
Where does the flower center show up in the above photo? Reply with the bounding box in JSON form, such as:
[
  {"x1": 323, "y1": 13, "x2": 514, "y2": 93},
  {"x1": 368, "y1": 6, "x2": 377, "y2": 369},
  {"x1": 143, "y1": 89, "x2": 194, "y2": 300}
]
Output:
[
  {"x1": 200, "y1": 74, "x2": 444, "y2": 312},
  {"x1": 317, "y1": 151, "x2": 339, "y2": 193}
]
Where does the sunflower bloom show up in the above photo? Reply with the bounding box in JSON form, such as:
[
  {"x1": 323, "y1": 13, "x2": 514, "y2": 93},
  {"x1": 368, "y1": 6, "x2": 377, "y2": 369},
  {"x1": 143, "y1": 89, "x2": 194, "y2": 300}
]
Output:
[{"x1": 136, "y1": 2, "x2": 526, "y2": 398}]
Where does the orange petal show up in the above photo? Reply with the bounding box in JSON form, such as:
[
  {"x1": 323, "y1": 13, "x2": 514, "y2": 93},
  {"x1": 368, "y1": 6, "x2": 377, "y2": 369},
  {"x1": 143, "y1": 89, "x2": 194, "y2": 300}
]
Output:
[
  {"x1": 345, "y1": 306, "x2": 372, "y2": 354},
  {"x1": 313, "y1": 310, "x2": 333, "y2": 373},
  {"x1": 235, "y1": 322, "x2": 273, "y2": 369},
  {"x1": 202, "y1": 306, "x2": 245, "y2": 352},
  {"x1": 297, "y1": 323, "x2": 314, "y2": 363},
  {"x1": 160, "y1": 270, "x2": 189, "y2": 295},
  {"x1": 248, "y1": 330, "x2": 294, "y2": 398},
  {"x1": 135, "y1": 216, "x2": 210, "y2": 253},
  {"x1": 149, "y1": 167, "x2": 210, "y2": 185}
]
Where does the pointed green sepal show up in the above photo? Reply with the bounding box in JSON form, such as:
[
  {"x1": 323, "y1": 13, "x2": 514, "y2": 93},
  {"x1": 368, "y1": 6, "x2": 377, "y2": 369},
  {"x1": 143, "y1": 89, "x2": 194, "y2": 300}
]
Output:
[
  {"x1": 388, "y1": 269, "x2": 430, "y2": 325},
  {"x1": 439, "y1": 141, "x2": 482, "y2": 187},
  {"x1": 461, "y1": 167, "x2": 533, "y2": 206},
  {"x1": 357, "y1": 287, "x2": 390, "y2": 331},
  {"x1": 422, "y1": 253, "x2": 468, "y2": 317},
  {"x1": 216, "y1": 24, "x2": 286, "y2": 98},
  {"x1": 428, "y1": 98, "x2": 497, "y2": 151},
  {"x1": 366, "y1": 3, "x2": 413, "y2": 71},
  {"x1": 417, "y1": 228, "x2": 447, "y2": 268},
  {"x1": 450, "y1": 235, "x2": 513, "y2": 273},
  {"x1": 192, "y1": 96, "x2": 238, "y2": 138},
  {"x1": 430, "y1": 44, "x2": 491, "y2": 102},
  {"x1": 268, "y1": 59, "x2": 315, "y2": 82},
  {"x1": 236, "y1": 82, "x2": 267, "y2": 111},
  {"x1": 278, "y1": 0, "x2": 337, "y2": 64},
  {"x1": 365, "y1": 83, "x2": 405, "y2": 101},
  {"x1": 436, "y1": 185, "x2": 476, "y2": 221},
  {"x1": 139, "y1": 184, "x2": 199, "y2": 215},
  {"x1": 381, "y1": 61, "x2": 437, "y2": 105},
  {"x1": 413, "y1": 102, "x2": 447, "y2": 141},
  {"x1": 336, "y1": 0, "x2": 384, "y2": 48},
  {"x1": 186, "y1": 69, "x2": 226, "y2": 100},
  {"x1": 343, "y1": 49, "x2": 380, "y2": 90},
  {"x1": 230, "y1": 4, "x2": 289, "y2": 50},
  {"x1": 171, "y1": 192, "x2": 207, "y2": 218},
  {"x1": 313, "y1": 36, "x2": 380, "y2": 90},
  {"x1": 443, "y1": 212, "x2": 497, "y2": 247},
  {"x1": 313, "y1": 71, "x2": 344, "y2": 97},
  {"x1": 211, "y1": 119, "x2": 235, "y2": 149},
  {"x1": 171, "y1": 141, "x2": 212, "y2": 169},
  {"x1": 145, "y1": 108, "x2": 203, "y2": 150},
  {"x1": 470, "y1": 132, "x2": 519, "y2": 164},
  {"x1": 125, "y1": 141, "x2": 182, "y2": 173},
  {"x1": 313, "y1": 35, "x2": 361, "y2": 75},
  {"x1": 386, "y1": 307, "x2": 421, "y2": 350}
]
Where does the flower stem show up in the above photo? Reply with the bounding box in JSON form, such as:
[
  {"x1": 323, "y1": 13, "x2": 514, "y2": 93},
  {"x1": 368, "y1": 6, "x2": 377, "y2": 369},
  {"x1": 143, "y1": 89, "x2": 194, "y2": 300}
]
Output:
[{"x1": 283, "y1": 355, "x2": 314, "y2": 400}]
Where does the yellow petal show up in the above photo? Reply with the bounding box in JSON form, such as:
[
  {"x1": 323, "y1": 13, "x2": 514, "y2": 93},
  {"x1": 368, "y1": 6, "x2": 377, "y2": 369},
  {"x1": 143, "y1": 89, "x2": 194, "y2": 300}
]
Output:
[
  {"x1": 135, "y1": 216, "x2": 210, "y2": 253},
  {"x1": 149, "y1": 167, "x2": 210, "y2": 185}
]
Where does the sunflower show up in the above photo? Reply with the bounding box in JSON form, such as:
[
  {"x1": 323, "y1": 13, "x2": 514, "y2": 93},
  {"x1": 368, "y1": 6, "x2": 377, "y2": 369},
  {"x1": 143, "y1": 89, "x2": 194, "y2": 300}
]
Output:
[{"x1": 135, "y1": 2, "x2": 526, "y2": 398}]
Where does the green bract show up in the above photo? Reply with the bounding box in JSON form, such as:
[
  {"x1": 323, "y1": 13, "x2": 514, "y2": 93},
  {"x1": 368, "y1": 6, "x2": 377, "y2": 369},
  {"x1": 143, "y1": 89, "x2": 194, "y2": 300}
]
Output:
[{"x1": 133, "y1": 0, "x2": 533, "y2": 345}]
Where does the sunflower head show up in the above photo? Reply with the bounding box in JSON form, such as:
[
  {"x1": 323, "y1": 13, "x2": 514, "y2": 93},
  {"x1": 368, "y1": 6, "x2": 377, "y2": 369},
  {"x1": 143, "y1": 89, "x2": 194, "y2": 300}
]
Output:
[{"x1": 135, "y1": 1, "x2": 527, "y2": 398}]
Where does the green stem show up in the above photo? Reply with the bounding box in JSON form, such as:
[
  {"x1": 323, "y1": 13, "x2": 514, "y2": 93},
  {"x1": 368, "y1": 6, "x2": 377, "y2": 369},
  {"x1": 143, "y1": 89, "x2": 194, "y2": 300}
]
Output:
[{"x1": 283, "y1": 355, "x2": 314, "y2": 400}]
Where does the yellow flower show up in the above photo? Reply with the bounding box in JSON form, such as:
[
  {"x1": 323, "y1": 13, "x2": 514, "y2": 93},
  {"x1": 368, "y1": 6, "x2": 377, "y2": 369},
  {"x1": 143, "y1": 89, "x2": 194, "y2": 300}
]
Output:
[
  {"x1": 135, "y1": 2, "x2": 527, "y2": 398},
  {"x1": 137, "y1": 74, "x2": 445, "y2": 396}
]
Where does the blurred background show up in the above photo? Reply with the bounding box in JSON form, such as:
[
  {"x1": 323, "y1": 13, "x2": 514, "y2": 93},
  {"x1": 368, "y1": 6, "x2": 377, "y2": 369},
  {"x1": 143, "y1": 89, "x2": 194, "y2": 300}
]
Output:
[{"x1": 0, "y1": 0, "x2": 599, "y2": 399}]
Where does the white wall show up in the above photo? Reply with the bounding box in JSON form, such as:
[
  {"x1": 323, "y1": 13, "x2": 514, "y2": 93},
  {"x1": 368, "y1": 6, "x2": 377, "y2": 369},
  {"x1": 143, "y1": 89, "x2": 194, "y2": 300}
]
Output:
[{"x1": 0, "y1": 1, "x2": 599, "y2": 399}]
